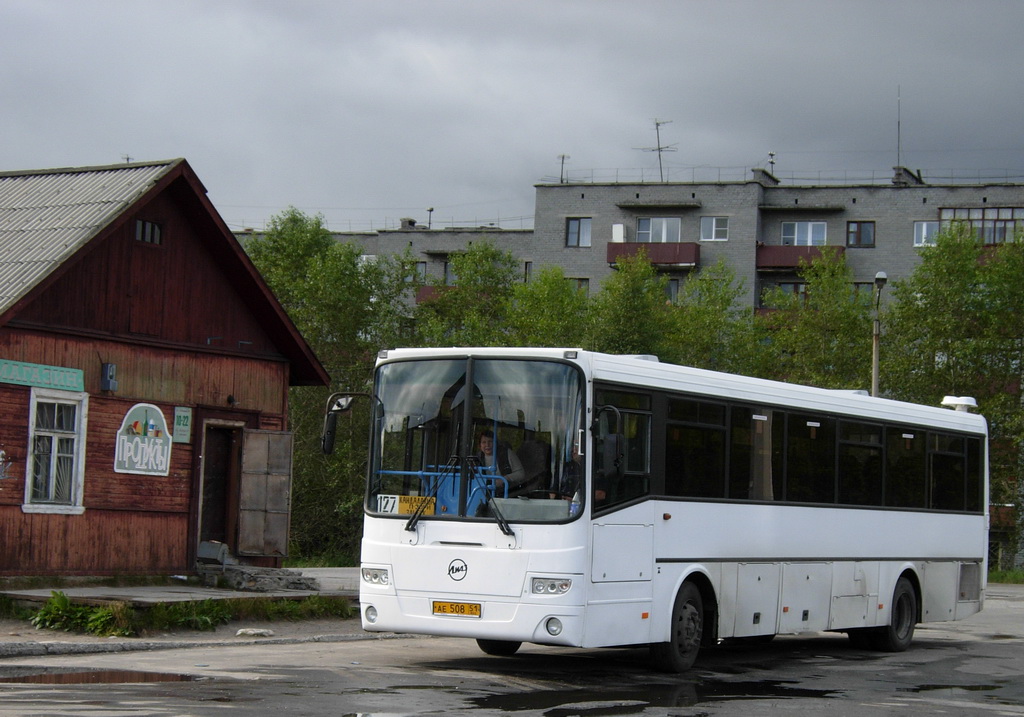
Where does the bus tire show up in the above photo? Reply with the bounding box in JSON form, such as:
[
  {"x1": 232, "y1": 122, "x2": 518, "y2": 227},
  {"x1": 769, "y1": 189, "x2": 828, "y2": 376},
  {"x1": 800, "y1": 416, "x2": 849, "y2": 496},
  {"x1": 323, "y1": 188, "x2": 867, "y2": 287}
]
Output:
[
  {"x1": 869, "y1": 577, "x2": 917, "y2": 652},
  {"x1": 650, "y1": 581, "x2": 704, "y2": 673},
  {"x1": 476, "y1": 638, "x2": 521, "y2": 656}
]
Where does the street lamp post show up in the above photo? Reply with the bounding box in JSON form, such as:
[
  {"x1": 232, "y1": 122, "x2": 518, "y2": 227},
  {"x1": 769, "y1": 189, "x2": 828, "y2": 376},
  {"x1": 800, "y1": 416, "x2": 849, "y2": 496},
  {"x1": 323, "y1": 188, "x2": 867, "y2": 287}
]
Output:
[{"x1": 871, "y1": 271, "x2": 888, "y2": 397}]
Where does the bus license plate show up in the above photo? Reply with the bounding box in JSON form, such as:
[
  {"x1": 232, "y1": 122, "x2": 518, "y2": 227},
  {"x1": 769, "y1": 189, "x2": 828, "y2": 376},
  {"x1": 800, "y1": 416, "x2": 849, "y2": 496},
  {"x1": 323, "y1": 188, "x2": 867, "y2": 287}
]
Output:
[{"x1": 432, "y1": 600, "x2": 481, "y2": 618}]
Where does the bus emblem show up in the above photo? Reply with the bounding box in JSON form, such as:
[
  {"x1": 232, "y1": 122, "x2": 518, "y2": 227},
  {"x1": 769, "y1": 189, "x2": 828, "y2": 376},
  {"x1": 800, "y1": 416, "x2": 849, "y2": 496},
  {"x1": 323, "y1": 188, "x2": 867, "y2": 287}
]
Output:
[{"x1": 448, "y1": 559, "x2": 468, "y2": 581}]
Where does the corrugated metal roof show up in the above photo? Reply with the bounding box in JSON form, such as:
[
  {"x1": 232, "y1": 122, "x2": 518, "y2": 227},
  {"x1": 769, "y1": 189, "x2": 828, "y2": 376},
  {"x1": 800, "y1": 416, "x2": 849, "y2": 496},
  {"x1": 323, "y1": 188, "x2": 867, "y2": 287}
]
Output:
[{"x1": 0, "y1": 160, "x2": 179, "y2": 316}]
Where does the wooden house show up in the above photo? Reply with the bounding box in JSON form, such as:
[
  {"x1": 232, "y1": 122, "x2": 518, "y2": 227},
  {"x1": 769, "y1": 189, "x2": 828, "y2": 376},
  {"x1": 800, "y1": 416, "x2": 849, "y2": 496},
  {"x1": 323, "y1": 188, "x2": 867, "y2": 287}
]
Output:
[{"x1": 0, "y1": 159, "x2": 328, "y2": 575}]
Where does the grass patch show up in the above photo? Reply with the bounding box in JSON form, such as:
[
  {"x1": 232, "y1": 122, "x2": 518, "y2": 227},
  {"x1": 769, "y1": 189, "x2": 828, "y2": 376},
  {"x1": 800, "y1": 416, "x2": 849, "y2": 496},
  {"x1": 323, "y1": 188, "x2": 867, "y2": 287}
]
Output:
[
  {"x1": 989, "y1": 569, "x2": 1024, "y2": 584},
  {"x1": 22, "y1": 591, "x2": 353, "y2": 638}
]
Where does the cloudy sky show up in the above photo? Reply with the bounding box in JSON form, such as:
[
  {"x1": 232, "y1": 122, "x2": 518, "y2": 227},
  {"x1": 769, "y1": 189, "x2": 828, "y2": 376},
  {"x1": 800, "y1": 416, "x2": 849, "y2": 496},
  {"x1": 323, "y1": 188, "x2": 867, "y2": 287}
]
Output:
[{"x1": 4, "y1": 0, "x2": 1024, "y2": 232}]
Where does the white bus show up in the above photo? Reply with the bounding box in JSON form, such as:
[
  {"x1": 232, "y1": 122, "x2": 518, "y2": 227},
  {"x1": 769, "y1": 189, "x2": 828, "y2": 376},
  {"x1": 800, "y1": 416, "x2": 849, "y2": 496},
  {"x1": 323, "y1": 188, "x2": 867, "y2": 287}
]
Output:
[{"x1": 323, "y1": 348, "x2": 988, "y2": 672}]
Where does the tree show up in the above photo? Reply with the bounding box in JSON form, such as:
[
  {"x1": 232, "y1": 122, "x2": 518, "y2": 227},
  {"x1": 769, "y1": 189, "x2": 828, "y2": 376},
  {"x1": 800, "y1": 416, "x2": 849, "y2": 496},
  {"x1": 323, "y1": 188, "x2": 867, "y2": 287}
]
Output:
[
  {"x1": 758, "y1": 248, "x2": 871, "y2": 388},
  {"x1": 884, "y1": 223, "x2": 1024, "y2": 512},
  {"x1": 245, "y1": 207, "x2": 419, "y2": 562},
  {"x1": 669, "y1": 259, "x2": 760, "y2": 374},
  {"x1": 586, "y1": 252, "x2": 678, "y2": 359},
  {"x1": 416, "y1": 239, "x2": 520, "y2": 347},
  {"x1": 508, "y1": 265, "x2": 591, "y2": 347}
]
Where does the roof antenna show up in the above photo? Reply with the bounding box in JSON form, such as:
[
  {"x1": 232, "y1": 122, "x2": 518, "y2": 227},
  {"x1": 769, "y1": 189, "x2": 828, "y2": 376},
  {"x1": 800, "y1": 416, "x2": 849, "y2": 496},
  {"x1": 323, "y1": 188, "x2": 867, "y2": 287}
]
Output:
[
  {"x1": 121, "y1": 154, "x2": 133, "y2": 164},
  {"x1": 558, "y1": 154, "x2": 570, "y2": 183},
  {"x1": 896, "y1": 85, "x2": 902, "y2": 167},
  {"x1": 635, "y1": 119, "x2": 677, "y2": 182}
]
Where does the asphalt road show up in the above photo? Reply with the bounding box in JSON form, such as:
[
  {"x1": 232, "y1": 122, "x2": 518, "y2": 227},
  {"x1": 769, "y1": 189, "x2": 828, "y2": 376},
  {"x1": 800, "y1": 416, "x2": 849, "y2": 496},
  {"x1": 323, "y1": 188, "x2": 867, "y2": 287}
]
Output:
[{"x1": 1, "y1": 584, "x2": 1022, "y2": 716}]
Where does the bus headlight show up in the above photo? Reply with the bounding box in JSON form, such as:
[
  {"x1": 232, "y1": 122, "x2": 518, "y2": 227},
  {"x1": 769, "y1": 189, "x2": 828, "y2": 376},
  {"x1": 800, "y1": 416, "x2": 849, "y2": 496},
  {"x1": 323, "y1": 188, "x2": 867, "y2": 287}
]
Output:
[
  {"x1": 532, "y1": 577, "x2": 572, "y2": 595},
  {"x1": 545, "y1": 617, "x2": 563, "y2": 636},
  {"x1": 361, "y1": 567, "x2": 390, "y2": 585}
]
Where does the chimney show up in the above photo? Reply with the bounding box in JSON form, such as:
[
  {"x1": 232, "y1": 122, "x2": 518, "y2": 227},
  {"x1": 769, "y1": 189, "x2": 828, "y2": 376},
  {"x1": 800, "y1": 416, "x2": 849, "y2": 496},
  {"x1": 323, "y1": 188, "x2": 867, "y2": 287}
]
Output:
[
  {"x1": 892, "y1": 166, "x2": 925, "y2": 186},
  {"x1": 751, "y1": 168, "x2": 780, "y2": 186}
]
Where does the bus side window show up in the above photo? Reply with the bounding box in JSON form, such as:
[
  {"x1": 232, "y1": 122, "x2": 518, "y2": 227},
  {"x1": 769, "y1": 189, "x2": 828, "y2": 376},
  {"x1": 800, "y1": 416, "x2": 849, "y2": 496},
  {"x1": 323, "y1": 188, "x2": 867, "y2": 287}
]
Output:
[{"x1": 593, "y1": 389, "x2": 651, "y2": 507}]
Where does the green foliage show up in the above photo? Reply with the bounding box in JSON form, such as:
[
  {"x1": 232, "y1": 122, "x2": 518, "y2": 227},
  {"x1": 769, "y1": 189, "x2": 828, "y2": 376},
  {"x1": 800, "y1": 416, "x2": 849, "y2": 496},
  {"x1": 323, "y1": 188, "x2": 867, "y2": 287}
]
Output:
[
  {"x1": 30, "y1": 591, "x2": 91, "y2": 632},
  {"x1": 758, "y1": 248, "x2": 871, "y2": 388},
  {"x1": 0, "y1": 594, "x2": 32, "y2": 620},
  {"x1": 418, "y1": 239, "x2": 520, "y2": 346},
  {"x1": 670, "y1": 259, "x2": 760, "y2": 374},
  {"x1": 989, "y1": 569, "x2": 1024, "y2": 584},
  {"x1": 244, "y1": 207, "x2": 420, "y2": 563},
  {"x1": 508, "y1": 265, "x2": 590, "y2": 347},
  {"x1": 587, "y1": 252, "x2": 676, "y2": 359},
  {"x1": 25, "y1": 592, "x2": 352, "y2": 637}
]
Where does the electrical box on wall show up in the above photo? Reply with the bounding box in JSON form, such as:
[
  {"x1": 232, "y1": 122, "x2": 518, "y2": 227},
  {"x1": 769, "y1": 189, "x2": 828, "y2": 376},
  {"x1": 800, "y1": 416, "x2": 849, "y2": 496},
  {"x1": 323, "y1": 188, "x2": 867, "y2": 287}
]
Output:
[{"x1": 101, "y1": 363, "x2": 118, "y2": 392}]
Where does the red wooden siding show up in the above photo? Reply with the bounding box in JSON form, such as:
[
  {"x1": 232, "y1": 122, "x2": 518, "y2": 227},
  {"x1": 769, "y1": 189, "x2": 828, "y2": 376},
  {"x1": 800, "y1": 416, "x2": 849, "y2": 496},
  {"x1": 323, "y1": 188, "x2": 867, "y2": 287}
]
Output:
[{"x1": 15, "y1": 193, "x2": 281, "y2": 359}]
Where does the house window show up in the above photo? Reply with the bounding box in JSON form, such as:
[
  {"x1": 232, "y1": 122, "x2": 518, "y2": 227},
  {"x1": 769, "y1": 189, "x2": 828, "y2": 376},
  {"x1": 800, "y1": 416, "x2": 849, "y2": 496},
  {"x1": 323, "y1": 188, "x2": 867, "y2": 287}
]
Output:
[
  {"x1": 637, "y1": 217, "x2": 681, "y2": 243},
  {"x1": 914, "y1": 221, "x2": 939, "y2": 247},
  {"x1": 524, "y1": 261, "x2": 533, "y2": 282},
  {"x1": 23, "y1": 388, "x2": 88, "y2": 515},
  {"x1": 443, "y1": 261, "x2": 457, "y2": 285},
  {"x1": 846, "y1": 221, "x2": 875, "y2": 247},
  {"x1": 700, "y1": 216, "x2": 729, "y2": 241},
  {"x1": 781, "y1": 221, "x2": 827, "y2": 246},
  {"x1": 776, "y1": 282, "x2": 808, "y2": 302},
  {"x1": 135, "y1": 219, "x2": 162, "y2": 245},
  {"x1": 566, "y1": 217, "x2": 592, "y2": 247}
]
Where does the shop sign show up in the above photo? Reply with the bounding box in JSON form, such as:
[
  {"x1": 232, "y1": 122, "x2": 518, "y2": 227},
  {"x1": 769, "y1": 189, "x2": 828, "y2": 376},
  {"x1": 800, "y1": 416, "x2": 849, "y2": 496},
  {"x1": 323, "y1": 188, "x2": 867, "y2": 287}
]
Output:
[
  {"x1": 0, "y1": 359, "x2": 84, "y2": 392},
  {"x1": 114, "y1": 403, "x2": 171, "y2": 475}
]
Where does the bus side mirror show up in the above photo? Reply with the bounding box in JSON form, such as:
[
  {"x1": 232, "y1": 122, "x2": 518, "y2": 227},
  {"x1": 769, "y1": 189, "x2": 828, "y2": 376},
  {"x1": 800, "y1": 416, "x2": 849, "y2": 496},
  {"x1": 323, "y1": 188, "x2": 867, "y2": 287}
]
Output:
[{"x1": 321, "y1": 393, "x2": 359, "y2": 455}]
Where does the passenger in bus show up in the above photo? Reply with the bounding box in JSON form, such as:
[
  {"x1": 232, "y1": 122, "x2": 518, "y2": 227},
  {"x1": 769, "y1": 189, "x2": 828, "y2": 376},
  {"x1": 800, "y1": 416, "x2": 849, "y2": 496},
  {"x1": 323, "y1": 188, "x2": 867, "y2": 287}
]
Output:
[{"x1": 477, "y1": 430, "x2": 526, "y2": 496}]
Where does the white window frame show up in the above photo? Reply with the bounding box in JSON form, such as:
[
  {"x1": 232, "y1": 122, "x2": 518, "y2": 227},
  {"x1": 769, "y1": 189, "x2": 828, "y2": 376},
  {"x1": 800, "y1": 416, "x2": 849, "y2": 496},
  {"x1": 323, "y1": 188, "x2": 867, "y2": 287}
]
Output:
[
  {"x1": 914, "y1": 221, "x2": 939, "y2": 247},
  {"x1": 566, "y1": 217, "x2": 592, "y2": 248},
  {"x1": 637, "y1": 217, "x2": 681, "y2": 243},
  {"x1": 700, "y1": 216, "x2": 729, "y2": 241},
  {"x1": 23, "y1": 387, "x2": 88, "y2": 515},
  {"x1": 782, "y1": 221, "x2": 827, "y2": 246}
]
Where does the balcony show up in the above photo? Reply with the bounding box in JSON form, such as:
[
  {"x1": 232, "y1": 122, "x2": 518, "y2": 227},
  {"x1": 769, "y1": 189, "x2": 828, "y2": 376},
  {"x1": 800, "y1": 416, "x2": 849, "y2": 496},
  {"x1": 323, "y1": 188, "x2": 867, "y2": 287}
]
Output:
[
  {"x1": 607, "y1": 242, "x2": 700, "y2": 268},
  {"x1": 756, "y1": 244, "x2": 844, "y2": 270}
]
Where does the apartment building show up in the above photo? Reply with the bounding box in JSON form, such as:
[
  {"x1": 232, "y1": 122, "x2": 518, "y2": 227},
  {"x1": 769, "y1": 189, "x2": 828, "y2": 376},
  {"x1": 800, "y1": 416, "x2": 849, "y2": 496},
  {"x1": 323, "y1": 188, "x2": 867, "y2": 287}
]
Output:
[
  {"x1": 531, "y1": 167, "x2": 1024, "y2": 306},
  {"x1": 247, "y1": 167, "x2": 1024, "y2": 308}
]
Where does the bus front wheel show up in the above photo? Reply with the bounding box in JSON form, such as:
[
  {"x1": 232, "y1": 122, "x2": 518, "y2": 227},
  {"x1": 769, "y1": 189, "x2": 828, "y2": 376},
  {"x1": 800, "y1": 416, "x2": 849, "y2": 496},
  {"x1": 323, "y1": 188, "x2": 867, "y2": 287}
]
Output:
[
  {"x1": 869, "y1": 577, "x2": 917, "y2": 652},
  {"x1": 476, "y1": 638, "x2": 521, "y2": 656},
  {"x1": 650, "y1": 581, "x2": 704, "y2": 672}
]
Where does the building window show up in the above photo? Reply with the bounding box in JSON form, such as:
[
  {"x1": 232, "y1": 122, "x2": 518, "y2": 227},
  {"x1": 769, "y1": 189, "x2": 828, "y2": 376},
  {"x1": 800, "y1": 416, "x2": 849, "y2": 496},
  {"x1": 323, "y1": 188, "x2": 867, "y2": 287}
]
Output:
[
  {"x1": 24, "y1": 388, "x2": 88, "y2": 515},
  {"x1": 776, "y1": 282, "x2": 808, "y2": 302},
  {"x1": 939, "y1": 207, "x2": 1024, "y2": 244},
  {"x1": 566, "y1": 217, "x2": 592, "y2": 247},
  {"x1": 700, "y1": 216, "x2": 729, "y2": 241},
  {"x1": 524, "y1": 261, "x2": 533, "y2": 282},
  {"x1": 637, "y1": 217, "x2": 681, "y2": 243},
  {"x1": 443, "y1": 261, "x2": 456, "y2": 286},
  {"x1": 846, "y1": 221, "x2": 875, "y2": 247},
  {"x1": 665, "y1": 278, "x2": 680, "y2": 303},
  {"x1": 914, "y1": 221, "x2": 939, "y2": 247},
  {"x1": 781, "y1": 221, "x2": 827, "y2": 246},
  {"x1": 135, "y1": 219, "x2": 162, "y2": 245},
  {"x1": 568, "y1": 277, "x2": 590, "y2": 294}
]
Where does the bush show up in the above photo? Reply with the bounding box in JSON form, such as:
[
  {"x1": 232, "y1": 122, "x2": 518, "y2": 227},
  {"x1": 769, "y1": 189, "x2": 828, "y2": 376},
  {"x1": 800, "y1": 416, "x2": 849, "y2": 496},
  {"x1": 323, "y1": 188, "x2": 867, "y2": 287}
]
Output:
[{"x1": 25, "y1": 591, "x2": 353, "y2": 637}]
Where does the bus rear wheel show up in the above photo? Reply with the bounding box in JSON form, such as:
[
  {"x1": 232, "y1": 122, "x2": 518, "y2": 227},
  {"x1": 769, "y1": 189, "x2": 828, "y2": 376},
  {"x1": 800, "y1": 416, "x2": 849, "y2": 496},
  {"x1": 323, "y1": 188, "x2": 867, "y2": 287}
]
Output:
[
  {"x1": 869, "y1": 577, "x2": 917, "y2": 652},
  {"x1": 476, "y1": 638, "x2": 521, "y2": 656},
  {"x1": 650, "y1": 581, "x2": 704, "y2": 673}
]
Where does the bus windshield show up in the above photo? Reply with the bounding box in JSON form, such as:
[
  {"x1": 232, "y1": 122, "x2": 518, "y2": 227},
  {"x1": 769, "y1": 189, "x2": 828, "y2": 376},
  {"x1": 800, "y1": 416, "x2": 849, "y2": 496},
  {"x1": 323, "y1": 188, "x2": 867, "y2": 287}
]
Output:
[{"x1": 368, "y1": 357, "x2": 585, "y2": 523}]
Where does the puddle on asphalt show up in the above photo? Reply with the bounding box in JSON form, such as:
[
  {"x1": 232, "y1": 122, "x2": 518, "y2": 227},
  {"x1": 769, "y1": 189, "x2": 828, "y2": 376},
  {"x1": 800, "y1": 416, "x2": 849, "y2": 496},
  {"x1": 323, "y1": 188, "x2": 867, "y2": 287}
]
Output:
[
  {"x1": 469, "y1": 679, "x2": 841, "y2": 713},
  {"x1": 0, "y1": 669, "x2": 197, "y2": 684}
]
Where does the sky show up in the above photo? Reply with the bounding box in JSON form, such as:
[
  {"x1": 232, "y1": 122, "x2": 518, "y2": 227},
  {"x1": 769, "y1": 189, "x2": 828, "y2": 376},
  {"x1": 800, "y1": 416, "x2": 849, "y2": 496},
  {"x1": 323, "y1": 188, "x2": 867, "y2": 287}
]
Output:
[{"x1": 4, "y1": 0, "x2": 1024, "y2": 233}]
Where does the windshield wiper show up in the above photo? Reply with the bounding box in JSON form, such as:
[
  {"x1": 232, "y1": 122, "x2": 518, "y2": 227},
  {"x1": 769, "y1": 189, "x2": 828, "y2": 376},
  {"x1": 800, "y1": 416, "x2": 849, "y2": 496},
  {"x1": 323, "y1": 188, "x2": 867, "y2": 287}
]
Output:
[
  {"x1": 404, "y1": 455, "x2": 457, "y2": 532},
  {"x1": 486, "y1": 497, "x2": 515, "y2": 536}
]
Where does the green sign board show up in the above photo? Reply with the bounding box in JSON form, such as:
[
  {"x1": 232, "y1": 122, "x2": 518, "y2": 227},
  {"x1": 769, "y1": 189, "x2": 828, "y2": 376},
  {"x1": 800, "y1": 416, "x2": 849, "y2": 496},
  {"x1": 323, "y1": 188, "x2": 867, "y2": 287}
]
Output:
[{"x1": 0, "y1": 359, "x2": 84, "y2": 392}]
